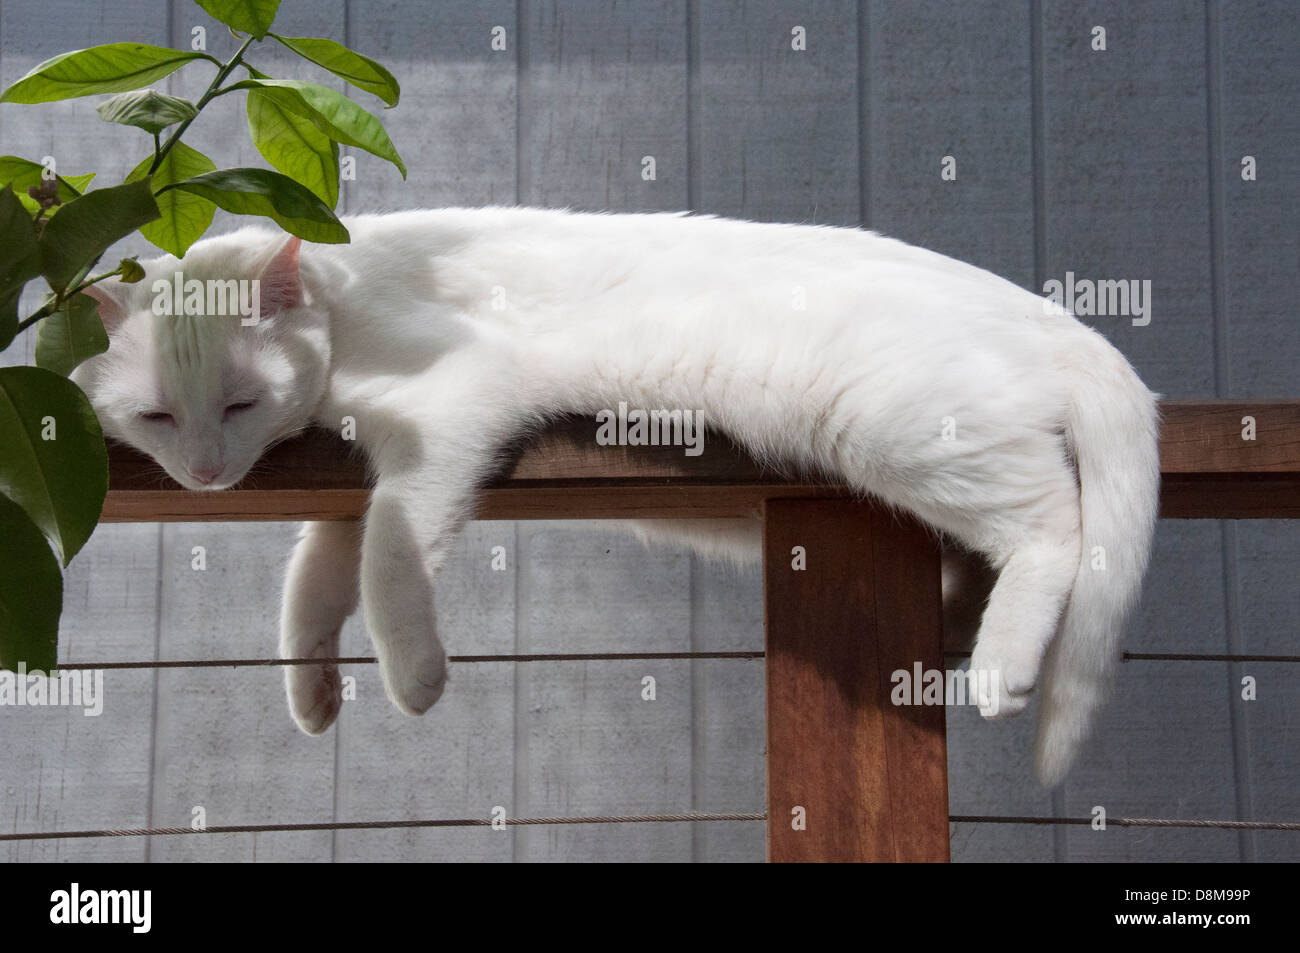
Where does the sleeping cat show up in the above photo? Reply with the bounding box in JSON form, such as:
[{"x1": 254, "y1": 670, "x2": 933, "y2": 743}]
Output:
[{"x1": 72, "y1": 207, "x2": 1160, "y2": 785}]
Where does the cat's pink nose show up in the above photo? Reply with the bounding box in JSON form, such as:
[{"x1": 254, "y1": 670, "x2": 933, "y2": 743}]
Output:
[{"x1": 187, "y1": 465, "x2": 223, "y2": 486}]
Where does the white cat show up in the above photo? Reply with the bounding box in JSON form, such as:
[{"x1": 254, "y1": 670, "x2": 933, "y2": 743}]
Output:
[{"x1": 73, "y1": 207, "x2": 1160, "y2": 785}]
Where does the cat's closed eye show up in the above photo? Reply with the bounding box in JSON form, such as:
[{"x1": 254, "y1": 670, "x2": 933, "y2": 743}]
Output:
[
  {"x1": 224, "y1": 400, "x2": 259, "y2": 419},
  {"x1": 140, "y1": 411, "x2": 174, "y2": 424}
]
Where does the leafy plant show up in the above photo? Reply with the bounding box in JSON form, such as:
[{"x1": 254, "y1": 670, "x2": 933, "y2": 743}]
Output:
[{"x1": 0, "y1": 0, "x2": 404, "y2": 672}]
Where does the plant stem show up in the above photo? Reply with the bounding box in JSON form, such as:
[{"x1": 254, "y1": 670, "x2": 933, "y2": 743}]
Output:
[
  {"x1": 14, "y1": 268, "x2": 126, "y2": 335},
  {"x1": 69, "y1": 270, "x2": 124, "y2": 295},
  {"x1": 149, "y1": 33, "x2": 256, "y2": 175}
]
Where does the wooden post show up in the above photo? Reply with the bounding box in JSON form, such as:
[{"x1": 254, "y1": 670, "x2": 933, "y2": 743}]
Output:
[{"x1": 764, "y1": 498, "x2": 949, "y2": 862}]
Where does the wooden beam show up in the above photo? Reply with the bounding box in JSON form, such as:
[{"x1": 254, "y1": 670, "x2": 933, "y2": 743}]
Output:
[
  {"x1": 1156, "y1": 399, "x2": 1300, "y2": 474},
  {"x1": 763, "y1": 498, "x2": 948, "y2": 862},
  {"x1": 101, "y1": 399, "x2": 1300, "y2": 521}
]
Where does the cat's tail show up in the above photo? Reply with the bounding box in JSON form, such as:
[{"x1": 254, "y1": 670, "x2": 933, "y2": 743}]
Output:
[{"x1": 1034, "y1": 325, "x2": 1161, "y2": 786}]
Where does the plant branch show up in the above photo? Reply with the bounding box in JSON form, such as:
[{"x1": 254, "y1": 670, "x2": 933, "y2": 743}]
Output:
[
  {"x1": 208, "y1": 83, "x2": 251, "y2": 99},
  {"x1": 14, "y1": 267, "x2": 128, "y2": 335},
  {"x1": 149, "y1": 33, "x2": 257, "y2": 175}
]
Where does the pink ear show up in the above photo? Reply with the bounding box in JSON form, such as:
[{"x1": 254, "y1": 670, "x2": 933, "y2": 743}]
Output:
[
  {"x1": 259, "y1": 235, "x2": 302, "y2": 318},
  {"x1": 81, "y1": 281, "x2": 129, "y2": 332}
]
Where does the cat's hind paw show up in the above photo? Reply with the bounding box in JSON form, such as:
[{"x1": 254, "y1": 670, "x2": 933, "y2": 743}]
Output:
[
  {"x1": 379, "y1": 641, "x2": 448, "y2": 716},
  {"x1": 969, "y1": 643, "x2": 1039, "y2": 719},
  {"x1": 286, "y1": 654, "x2": 343, "y2": 734}
]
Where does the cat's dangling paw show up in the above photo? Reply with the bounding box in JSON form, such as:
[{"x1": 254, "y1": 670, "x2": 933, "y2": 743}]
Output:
[
  {"x1": 286, "y1": 652, "x2": 343, "y2": 734},
  {"x1": 968, "y1": 641, "x2": 1040, "y2": 719},
  {"x1": 378, "y1": 639, "x2": 448, "y2": 716}
]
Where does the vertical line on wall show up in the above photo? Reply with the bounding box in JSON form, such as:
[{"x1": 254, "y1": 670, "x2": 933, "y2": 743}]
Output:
[
  {"x1": 685, "y1": 0, "x2": 700, "y2": 212},
  {"x1": 688, "y1": 557, "x2": 704, "y2": 862},
  {"x1": 1220, "y1": 525, "x2": 1250, "y2": 862},
  {"x1": 329, "y1": 691, "x2": 342, "y2": 862},
  {"x1": 1030, "y1": 0, "x2": 1067, "y2": 862},
  {"x1": 515, "y1": 0, "x2": 529, "y2": 207},
  {"x1": 1206, "y1": 2, "x2": 1229, "y2": 402},
  {"x1": 1204, "y1": 0, "x2": 1254, "y2": 863},
  {"x1": 1030, "y1": 0, "x2": 1046, "y2": 294},
  {"x1": 856, "y1": 0, "x2": 870, "y2": 228},
  {"x1": 142, "y1": 525, "x2": 166, "y2": 863},
  {"x1": 510, "y1": 522, "x2": 528, "y2": 863}
]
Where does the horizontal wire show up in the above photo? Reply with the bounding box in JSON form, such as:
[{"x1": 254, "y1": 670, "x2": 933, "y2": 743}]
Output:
[
  {"x1": 7, "y1": 812, "x2": 1297, "y2": 842},
  {"x1": 48, "y1": 650, "x2": 1299, "y2": 671},
  {"x1": 1121, "y1": 652, "x2": 1300, "y2": 663},
  {"x1": 944, "y1": 651, "x2": 1299, "y2": 663},
  {"x1": 53, "y1": 651, "x2": 766, "y2": 671},
  {"x1": 0, "y1": 812, "x2": 767, "y2": 842},
  {"x1": 951, "y1": 815, "x2": 1300, "y2": 831}
]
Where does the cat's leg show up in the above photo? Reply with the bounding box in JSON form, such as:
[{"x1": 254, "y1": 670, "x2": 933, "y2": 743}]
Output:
[
  {"x1": 967, "y1": 476, "x2": 1082, "y2": 718},
  {"x1": 357, "y1": 375, "x2": 518, "y2": 717},
  {"x1": 280, "y1": 520, "x2": 362, "y2": 733},
  {"x1": 359, "y1": 477, "x2": 454, "y2": 715}
]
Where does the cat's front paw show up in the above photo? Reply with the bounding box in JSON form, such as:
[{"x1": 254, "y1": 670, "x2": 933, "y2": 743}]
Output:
[
  {"x1": 286, "y1": 654, "x2": 343, "y2": 734},
  {"x1": 378, "y1": 639, "x2": 448, "y2": 716}
]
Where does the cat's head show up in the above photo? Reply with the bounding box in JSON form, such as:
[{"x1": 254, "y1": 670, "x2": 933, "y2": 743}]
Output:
[{"x1": 72, "y1": 229, "x2": 330, "y2": 491}]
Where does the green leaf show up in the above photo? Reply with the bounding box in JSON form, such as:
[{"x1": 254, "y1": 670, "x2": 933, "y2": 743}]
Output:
[
  {"x1": 159, "y1": 167, "x2": 349, "y2": 244},
  {"x1": 125, "y1": 142, "x2": 217, "y2": 257},
  {"x1": 0, "y1": 189, "x2": 41, "y2": 350},
  {"x1": 226, "y1": 78, "x2": 405, "y2": 177},
  {"x1": 269, "y1": 34, "x2": 400, "y2": 107},
  {"x1": 193, "y1": 0, "x2": 281, "y2": 39},
  {"x1": 0, "y1": 365, "x2": 108, "y2": 566},
  {"x1": 0, "y1": 43, "x2": 216, "y2": 104},
  {"x1": 246, "y1": 87, "x2": 339, "y2": 207},
  {"x1": 95, "y1": 88, "x2": 198, "y2": 134},
  {"x1": 0, "y1": 155, "x2": 95, "y2": 208},
  {"x1": 0, "y1": 492, "x2": 61, "y2": 673},
  {"x1": 34, "y1": 293, "x2": 109, "y2": 377},
  {"x1": 38, "y1": 180, "x2": 160, "y2": 293},
  {"x1": 63, "y1": 173, "x2": 97, "y2": 193}
]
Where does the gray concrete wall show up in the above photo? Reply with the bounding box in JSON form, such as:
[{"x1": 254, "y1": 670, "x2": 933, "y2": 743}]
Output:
[{"x1": 0, "y1": 0, "x2": 1296, "y2": 862}]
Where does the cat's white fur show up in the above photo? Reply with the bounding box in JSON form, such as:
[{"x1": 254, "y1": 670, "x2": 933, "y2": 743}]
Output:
[{"x1": 73, "y1": 207, "x2": 1160, "y2": 784}]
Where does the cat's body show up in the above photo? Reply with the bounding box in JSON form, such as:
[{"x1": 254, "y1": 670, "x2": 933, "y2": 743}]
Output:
[{"x1": 74, "y1": 207, "x2": 1160, "y2": 784}]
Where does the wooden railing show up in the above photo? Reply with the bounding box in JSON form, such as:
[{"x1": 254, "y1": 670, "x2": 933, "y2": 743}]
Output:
[{"x1": 100, "y1": 399, "x2": 1300, "y2": 862}]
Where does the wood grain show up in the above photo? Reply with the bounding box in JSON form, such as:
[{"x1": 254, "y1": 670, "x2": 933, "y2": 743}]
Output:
[
  {"x1": 101, "y1": 400, "x2": 1300, "y2": 521},
  {"x1": 763, "y1": 498, "x2": 948, "y2": 862}
]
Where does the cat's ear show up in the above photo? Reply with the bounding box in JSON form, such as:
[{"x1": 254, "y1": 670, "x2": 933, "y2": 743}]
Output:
[
  {"x1": 258, "y1": 235, "x2": 302, "y2": 319},
  {"x1": 81, "y1": 280, "x2": 132, "y2": 334}
]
